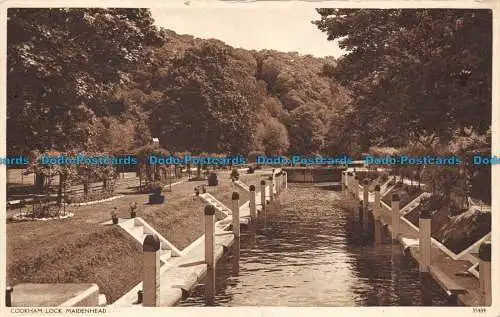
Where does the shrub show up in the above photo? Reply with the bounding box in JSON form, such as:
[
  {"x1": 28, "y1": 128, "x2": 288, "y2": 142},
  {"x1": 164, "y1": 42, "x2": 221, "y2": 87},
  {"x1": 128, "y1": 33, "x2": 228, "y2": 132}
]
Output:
[
  {"x1": 208, "y1": 172, "x2": 218, "y2": 186},
  {"x1": 148, "y1": 182, "x2": 163, "y2": 195},
  {"x1": 247, "y1": 166, "x2": 255, "y2": 174},
  {"x1": 230, "y1": 168, "x2": 239, "y2": 179}
]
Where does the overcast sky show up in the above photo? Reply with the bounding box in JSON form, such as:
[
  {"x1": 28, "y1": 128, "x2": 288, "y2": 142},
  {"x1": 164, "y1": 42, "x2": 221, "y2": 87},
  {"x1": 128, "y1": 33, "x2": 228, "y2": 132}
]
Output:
[{"x1": 150, "y1": 6, "x2": 346, "y2": 58}]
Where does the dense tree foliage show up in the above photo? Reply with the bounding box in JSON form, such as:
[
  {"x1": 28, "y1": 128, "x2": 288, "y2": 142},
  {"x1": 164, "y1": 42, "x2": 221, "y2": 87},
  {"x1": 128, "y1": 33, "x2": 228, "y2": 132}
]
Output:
[
  {"x1": 7, "y1": 8, "x2": 165, "y2": 153},
  {"x1": 314, "y1": 9, "x2": 492, "y2": 150}
]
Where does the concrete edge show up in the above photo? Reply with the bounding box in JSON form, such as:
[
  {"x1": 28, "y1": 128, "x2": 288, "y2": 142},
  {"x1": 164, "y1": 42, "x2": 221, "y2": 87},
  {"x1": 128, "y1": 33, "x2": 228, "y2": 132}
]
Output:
[
  {"x1": 58, "y1": 284, "x2": 100, "y2": 307},
  {"x1": 136, "y1": 218, "x2": 182, "y2": 256}
]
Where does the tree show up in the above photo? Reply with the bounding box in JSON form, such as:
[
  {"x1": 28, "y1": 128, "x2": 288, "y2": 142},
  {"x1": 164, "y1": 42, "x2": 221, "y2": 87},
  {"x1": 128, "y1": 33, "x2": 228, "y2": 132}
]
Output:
[
  {"x1": 314, "y1": 9, "x2": 492, "y2": 148},
  {"x1": 7, "y1": 8, "x2": 165, "y2": 153},
  {"x1": 149, "y1": 41, "x2": 262, "y2": 154}
]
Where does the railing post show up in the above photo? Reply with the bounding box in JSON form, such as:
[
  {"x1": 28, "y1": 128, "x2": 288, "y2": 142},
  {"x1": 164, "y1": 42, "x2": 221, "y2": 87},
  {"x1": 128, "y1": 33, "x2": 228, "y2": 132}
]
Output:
[
  {"x1": 353, "y1": 175, "x2": 359, "y2": 202},
  {"x1": 249, "y1": 185, "x2": 256, "y2": 222},
  {"x1": 346, "y1": 172, "x2": 352, "y2": 198},
  {"x1": 142, "y1": 234, "x2": 160, "y2": 307},
  {"x1": 479, "y1": 241, "x2": 491, "y2": 306},
  {"x1": 341, "y1": 172, "x2": 346, "y2": 196},
  {"x1": 373, "y1": 216, "x2": 383, "y2": 245},
  {"x1": 204, "y1": 205, "x2": 216, "y2": 305},
  {"x1": 419, "y1": 209, "x2": 432, "y2": 272},
  {"x1": 6, "y1": 286, "x2": 13, "y2": 307},
  {"x1": 270, "y1": 170, "x2": 275, "y2": 202},
  {"x1": 276, "y1": 172, "x2": 281, "y2": 196},
  {"x1": 391, "y1": 194, "x2": 400, "y2": 241},
  {"x1": 260, "y1": 180, "x2": 266, "y2": 219},
  {"x1": 363, "y1": 179, "x2": 369, "y2": 211},
  {"x1": 231, "y1": 192, "x2": 240, "y2": 238},
  {"x1": 374, "y1": 184, "x2": 381, "y2": 211}
]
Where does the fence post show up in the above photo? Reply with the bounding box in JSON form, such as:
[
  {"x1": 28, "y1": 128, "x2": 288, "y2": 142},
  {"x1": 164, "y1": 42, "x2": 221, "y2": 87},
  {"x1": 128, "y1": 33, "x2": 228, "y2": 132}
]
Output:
[
  {"x1": 374, "y1": 184, "x2": 381, "y2": 211},
  {"x1": 373, "y1": 216, "x2": 383, "y2": 245},
  {"x1": 5, "y1": 286, "x2": 13, "y2": 307},
  {"x1": 231, "y1": 192, "x2": 240, "y2": 238},
  {"x1": 391, "y1": 194, "x2": 400, "y2": 240},
  {"x1": 479, "y1": 241, "x2": 491, "y2": 306},
  {"x1": 346, "y1": 172, "x2": 352, "y2": 198},
  {"x1": 204, "y1": 205, "x2": 216, "y2": 305},
  {"x1": 142, "y1": 234, "x2": 160, "y2": 307},
  {"x1": 260, "y1": 180, "x2": 266, "y2": 219},
  {"x1": 249, "y1": 185, "x2": 257, "y2": 222},
  {"x1": 419, "y1": 209, "x2": 432, "y2": 272},
  {"x1": 354, "y1": 175, "x2": 359, "y2": 200},
  {"x1": 276, "y1": 172, "x2": 281, "y2": 196},
  {"x1": 363, "y1": 179, "x2": 369, "y2": 211},
  {"x1": 270, "y1": 171, "x2": 275, "y2": 202}
]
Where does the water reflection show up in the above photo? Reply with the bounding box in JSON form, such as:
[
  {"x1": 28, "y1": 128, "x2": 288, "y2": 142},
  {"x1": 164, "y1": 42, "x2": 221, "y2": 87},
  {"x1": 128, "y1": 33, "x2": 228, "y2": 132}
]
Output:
[{"x1": 179, "y1": 184, "x2": 454, "y2": 307}]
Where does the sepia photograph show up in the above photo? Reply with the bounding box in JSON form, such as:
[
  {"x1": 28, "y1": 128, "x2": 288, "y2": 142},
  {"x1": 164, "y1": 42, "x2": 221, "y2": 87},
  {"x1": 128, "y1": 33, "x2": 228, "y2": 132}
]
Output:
[{"x1": 2, "y1": 0, "x2": 496, "y2": 314}]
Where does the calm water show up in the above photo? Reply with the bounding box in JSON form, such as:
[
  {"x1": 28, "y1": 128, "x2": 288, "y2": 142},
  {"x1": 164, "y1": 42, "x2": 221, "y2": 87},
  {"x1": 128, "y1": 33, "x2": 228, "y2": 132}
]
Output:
[{"x1": 179, "y1": 183, "x2": 455, "y2": 307}]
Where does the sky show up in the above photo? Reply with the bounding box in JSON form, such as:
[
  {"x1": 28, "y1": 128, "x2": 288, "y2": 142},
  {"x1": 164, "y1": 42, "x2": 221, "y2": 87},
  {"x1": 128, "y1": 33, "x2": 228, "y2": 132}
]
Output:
[{"x1": 150, "y1": 6, "x2": 346, "y2": 58}]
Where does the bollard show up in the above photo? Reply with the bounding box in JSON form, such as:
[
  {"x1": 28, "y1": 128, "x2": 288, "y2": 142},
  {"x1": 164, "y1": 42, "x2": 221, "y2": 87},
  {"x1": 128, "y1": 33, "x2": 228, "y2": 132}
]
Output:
[
  {"x1": 143, "y1": 234, "x2": 160, "y2": 307},
  {"x1": 374, "y1": 184, "x2": 381, "y2": 211},
  {"x1": 249, "y1": 185, "x2": 257, "y2": 221},
  {"x1": 363, "y1": 179, "x2": 369, "y2": 211},
  {"x1": 419, "y1": 209, "x2": 432, "y2": 272},
  {"x1": 260, "y1": 180, "x2": 266, "y2": 218},
  {"x1": 6, "y1": 286, "x2": 13, "y2": 307},
  {"x1": 391, "y1": 194, "x2": 400, "y2": 240},
  {"x1": 204, "y1": 205, "x2": 216, "y2": 305},
  {"x1": 231, "y1": 192, "x2": 240, "y2": 238},
  {"x1": 479, "y1": 241, "x2": 491, "y2": 306}
]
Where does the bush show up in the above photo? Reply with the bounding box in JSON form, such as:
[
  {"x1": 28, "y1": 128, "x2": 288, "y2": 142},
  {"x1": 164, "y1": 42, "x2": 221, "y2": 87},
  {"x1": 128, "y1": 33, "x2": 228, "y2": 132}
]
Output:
[
  {"x1": 247, "y1": 166, "x2": 255, "y2": 174},
  {"x1": 208, "y1": 172, "x2": 218, "y2": 186},
  {"x1": 230, "y1": 168, "x2": 239, "y2": 179}
]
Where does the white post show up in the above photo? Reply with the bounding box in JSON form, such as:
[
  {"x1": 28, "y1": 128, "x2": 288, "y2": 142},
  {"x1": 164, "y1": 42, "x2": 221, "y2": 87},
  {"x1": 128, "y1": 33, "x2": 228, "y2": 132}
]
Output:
[
  {"x1": 479, "y1": 242, "x2": 491, "y2": 306},
  {"x1": 231, "y1": 192, "x2": 240, "y2": 238},
  {"x1": 391, "y1": 194, "x2": 400, "y2": 240},
  {"x1": 270, "y1": 170, "x2": 275, "y2": 202},
  {"x1": 374, "y1": 184, "x2": 381, "y2": 211},
  {"x1": 419, "y1": 210, "x2": 432, "y2": 272},
  {"x1": 363, "y1": 179, "x2": 369, "y2": 211},
  {"x1": 353, "y1": 175, "x2": 359, "y2": 202},
  {"x1": 341, "y1": 172, "x2": 346, "y2": 196},
  {"x1": 204, "y1": 205, "x2": 215, "y2": 305},
  {"x1": 142, "y1": 234, "x2": 160, "y2": 307},
  {"x1": 276, "y1": 172, "x2": 281, "y2": 196},
  {"x1": 373, "y1": 216, "x2": 382, "y2": 245},
  {"x1": 345, "y1": 172, "x2": 350, "y2": 197},
  {"x1": 249, "y1": 185, "x2": 257, "y2": 222},
  {"x1": 260, "y1": 180, "x2": 266, "y2": 220}
]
